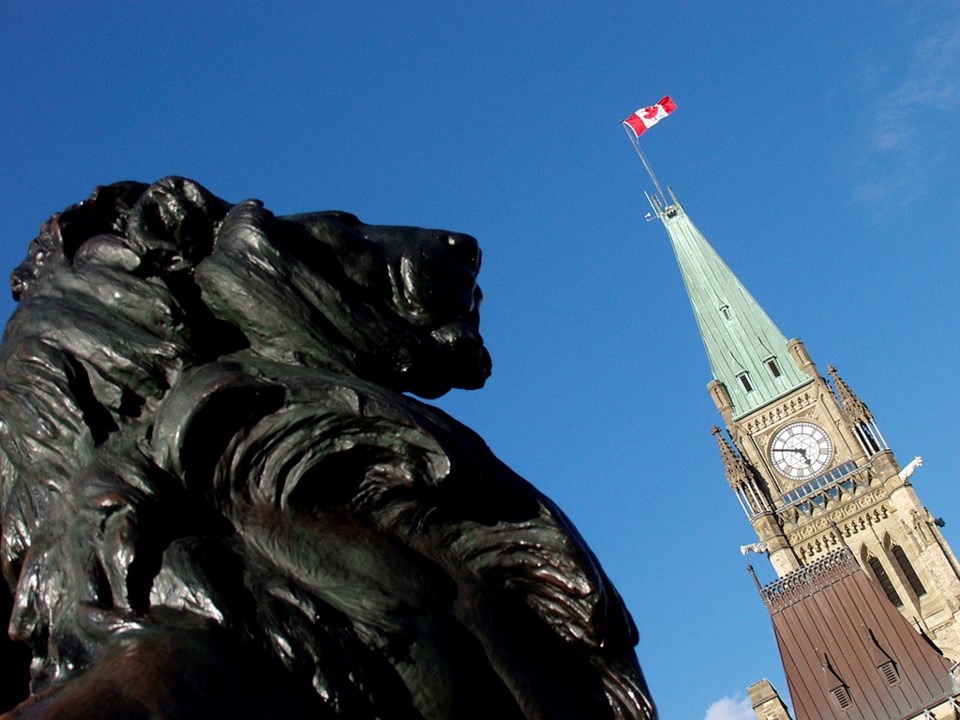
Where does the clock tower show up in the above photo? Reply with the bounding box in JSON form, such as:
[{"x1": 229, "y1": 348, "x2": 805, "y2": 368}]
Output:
[{"x1": 652, "y1": 188, "x2": 960, "y2": 661}]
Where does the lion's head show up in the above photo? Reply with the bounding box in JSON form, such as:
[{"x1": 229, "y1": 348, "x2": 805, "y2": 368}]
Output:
[
  {"x1": 0, "y1": 176, "x2": 490, "y2": 696},
  {"x1": 194, "y1": 201, "x2": 491, "y2": 398},
  {"x1": 0, "y1": 178, "x2": 654, "y2": 720}
]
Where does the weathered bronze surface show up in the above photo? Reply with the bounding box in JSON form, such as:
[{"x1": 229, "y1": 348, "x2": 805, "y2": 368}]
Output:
[{"x1": 0, "y1": 178, "x2": 656, "y2": 719}]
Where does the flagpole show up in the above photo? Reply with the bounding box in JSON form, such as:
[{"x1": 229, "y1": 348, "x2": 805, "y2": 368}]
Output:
[{"x1": 623, "y1": 124, "x2": 666, "y2": 202}]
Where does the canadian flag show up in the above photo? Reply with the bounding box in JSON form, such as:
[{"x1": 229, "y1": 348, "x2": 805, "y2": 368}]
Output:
[{"x1": 622, "y1": 96, "x2": 677, "y2": 138}]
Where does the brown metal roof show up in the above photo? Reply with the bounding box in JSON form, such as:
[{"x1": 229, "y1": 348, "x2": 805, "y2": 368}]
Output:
[{"x1": 755, "y1": 548, "x2": 956, "y2": 720}]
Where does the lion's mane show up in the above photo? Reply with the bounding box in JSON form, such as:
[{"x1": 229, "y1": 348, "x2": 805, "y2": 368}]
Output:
[{"x1": 0, "y1": 178, "x2": 655, "y2": 719}]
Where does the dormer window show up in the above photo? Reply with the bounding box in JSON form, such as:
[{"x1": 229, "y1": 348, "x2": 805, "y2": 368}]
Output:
[
  {"x1": 719, "y1": 304, "x2": 731, "y2": 320},
  {"x1": 830, "y1": 685, "x2": 852, "y2": 711},
  {"x1": 737, "y1": 372, "x2": 754, "y2": 393},
  {"x1": 877, "y1": 661, "x2": 900, "y2": 687},
  {"x1": 765, "y1": 357, "x2": 782, "y2": 378}
]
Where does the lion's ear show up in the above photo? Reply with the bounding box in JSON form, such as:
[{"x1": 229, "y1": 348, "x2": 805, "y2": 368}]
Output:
[
  {"x1": 151, "y1": 364, "x2": 284, "y2": 494},
  {"x1": 126, "y1": 177, "x2": 230, "y2": 269},
  {"x1": 11, "y1": 182, "x2": 150, "y2": 301}
]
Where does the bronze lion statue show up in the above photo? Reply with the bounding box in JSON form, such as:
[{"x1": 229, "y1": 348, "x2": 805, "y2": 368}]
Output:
[{"x1": 0, "y1": 178, "x2": 656, "y2": 719}]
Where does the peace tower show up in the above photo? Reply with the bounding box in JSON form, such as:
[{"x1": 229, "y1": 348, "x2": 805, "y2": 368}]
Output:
[{"x1": 651, "y1": 188, "x2": 960, "y2": 719}]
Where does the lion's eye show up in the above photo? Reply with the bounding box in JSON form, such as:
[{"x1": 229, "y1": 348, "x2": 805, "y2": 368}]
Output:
[
  {"x1": 443, "y1": 233, "x2": 481, "y2": 273},
  {"x1": 322, "y1": 211, "x2": 362, "y2": 228}
]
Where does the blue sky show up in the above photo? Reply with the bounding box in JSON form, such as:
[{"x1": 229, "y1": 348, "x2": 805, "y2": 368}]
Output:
[{"x1": 3, "y1": 3, "x2": 959, "y2": 718}]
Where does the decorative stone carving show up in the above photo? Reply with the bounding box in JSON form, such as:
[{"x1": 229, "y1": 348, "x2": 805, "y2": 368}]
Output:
[
  {"x1": 744, "y1": 391, "x2": 814, "y2": 435},
  {"x1": 899, "y1": 456, "x2": 924, "y2": 482},
  {"x1": 741, "y1": 542, "x2": 771, "y2": 556}
]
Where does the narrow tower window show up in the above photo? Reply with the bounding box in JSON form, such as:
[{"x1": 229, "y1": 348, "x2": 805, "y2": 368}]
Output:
[
  {"x1": 867, "y1": 555, "x2": 903, "y2": 607},
  {"x1": 856, "y1": 424, "x2": 882, "y2": 455},
  {"x1": 890, "y1": 544, "x2": 927, "y2": 597},
  {"x1": 737, "y1": 372, "x2": 754, "y2": 393},
  {"x1": 765, "y1": 357, "x2": 782, "y2": 378},
  {"x1": 719, "y1": 304, "x2": 731, "y2": 320}
]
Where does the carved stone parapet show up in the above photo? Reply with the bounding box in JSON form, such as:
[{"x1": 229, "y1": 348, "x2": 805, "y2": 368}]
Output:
[
  {"x1": 744, "y1": 391, "x2": 815, "y2": 435},
  {"x1": 793, "y1": 501, "x2": 891, "y2": 564},
  {"x1": 787, "y1": 491, "x2": 887, "y2": 545}
]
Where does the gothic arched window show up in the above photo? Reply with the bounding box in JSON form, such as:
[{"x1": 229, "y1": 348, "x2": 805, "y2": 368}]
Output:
[
  {"x1": 891, "y1": 544, "x2": 927, "y2": 598},
  {"x1": 867, "y1": 554, "x2": 903, "y2": 608}
]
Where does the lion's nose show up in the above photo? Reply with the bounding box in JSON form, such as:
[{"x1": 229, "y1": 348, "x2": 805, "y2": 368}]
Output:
[{"x1": 443, "y1": 233, "x2": 481, "y2": 273}]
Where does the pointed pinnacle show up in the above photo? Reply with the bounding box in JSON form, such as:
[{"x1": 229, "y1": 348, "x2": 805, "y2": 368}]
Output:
[
  {"x1": 827, "y1": 365, "x2": 874, "y2": 424},
  {"x1": 713, "y1": 426, "x2": 751, "y2": 491}
]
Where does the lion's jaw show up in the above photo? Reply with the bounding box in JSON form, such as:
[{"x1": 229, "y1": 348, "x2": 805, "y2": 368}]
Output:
[{"x1": 363, "y1": 221, "x2": 491, "y2": 398}]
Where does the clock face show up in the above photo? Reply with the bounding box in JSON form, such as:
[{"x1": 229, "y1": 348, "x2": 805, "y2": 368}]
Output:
[{"x1": 769, "y1": 421, "x2": 834, "y2": 481}]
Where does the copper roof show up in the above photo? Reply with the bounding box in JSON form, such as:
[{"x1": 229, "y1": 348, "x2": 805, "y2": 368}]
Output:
[
  {"x1": 656, "y1": 196, "x2": 811, "y2": 418},
  {"x1": 755, "y1": 548, "x2": 957, "y2": 720}
]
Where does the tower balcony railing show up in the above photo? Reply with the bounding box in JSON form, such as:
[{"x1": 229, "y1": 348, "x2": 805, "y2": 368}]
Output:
[{"x1": 758, "y1": 547, "x2": 858, "y2": 612}]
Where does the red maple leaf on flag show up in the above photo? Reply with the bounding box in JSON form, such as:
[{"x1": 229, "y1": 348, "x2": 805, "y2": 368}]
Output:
[{"x1": 622, "y1": 96, "x2": 677, "y2": 139}]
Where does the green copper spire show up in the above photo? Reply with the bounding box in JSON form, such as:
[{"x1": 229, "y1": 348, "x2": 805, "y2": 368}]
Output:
[{"x1": 655, "y1": 190, "x2": 810, "y2": 418}]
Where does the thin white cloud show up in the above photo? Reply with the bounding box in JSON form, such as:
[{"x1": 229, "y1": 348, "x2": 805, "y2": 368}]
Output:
[
  {"x1": 870, "y1": 18, "x2": 960, "y2": 150},
  {"x1": 854, "y1": 10, "x2": 960, "y2": 202},
  {"x1": 704, "y1": 694, "x2": 756, "y2": 720}
]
